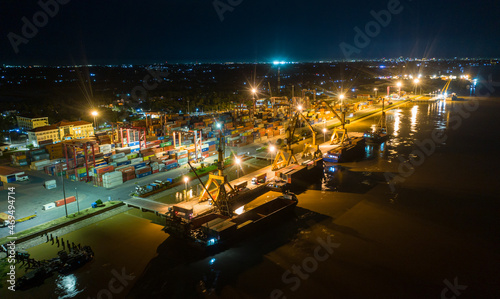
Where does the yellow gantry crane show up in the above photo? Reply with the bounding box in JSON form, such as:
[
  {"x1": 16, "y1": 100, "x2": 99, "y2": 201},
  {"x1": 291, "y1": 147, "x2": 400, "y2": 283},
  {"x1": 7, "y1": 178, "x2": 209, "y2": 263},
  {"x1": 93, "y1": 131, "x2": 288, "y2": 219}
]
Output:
[
  {"x1": 320, "y1": 100, "x2": 350, "y2": 144},
  {"x1": 195, "y1": 129, "x2": 234, "y2": 216},
  {"x1": 440, "y1": 77, "x2": 452, "y2": 98},
  {"x1": 296, "y1": 113, "x2": 322, "y2": 159},
  {"x1": 272, "y1": 112, "x2": 299, "y2": 171}
]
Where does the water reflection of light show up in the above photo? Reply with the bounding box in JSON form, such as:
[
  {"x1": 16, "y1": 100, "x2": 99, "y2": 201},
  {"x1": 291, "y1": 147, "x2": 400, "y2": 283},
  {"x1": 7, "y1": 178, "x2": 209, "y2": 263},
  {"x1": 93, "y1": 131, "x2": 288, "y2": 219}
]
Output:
[
  {"x1": 437, "y1": 100, "x2": 446, "y2": 115},
  {"x1": 410, "y1": 105, "x2": 418, "y2": 132},
  {"x1": 56, "y1": 274, "x2": 84, "y2": 299},
  {"x1": 393, "y1": 110, "x2": 401, "y2": 137}
]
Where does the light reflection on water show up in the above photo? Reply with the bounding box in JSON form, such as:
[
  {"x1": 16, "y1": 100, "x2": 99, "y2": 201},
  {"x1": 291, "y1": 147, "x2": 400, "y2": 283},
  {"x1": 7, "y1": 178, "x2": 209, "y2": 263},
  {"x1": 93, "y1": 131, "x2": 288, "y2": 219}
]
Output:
[
  {"x1": 321, "y1": 101, "x2": 460, "y2": 188},
  {"x1": 55, "y1": 274, "x2": 85, "y2": 299}
]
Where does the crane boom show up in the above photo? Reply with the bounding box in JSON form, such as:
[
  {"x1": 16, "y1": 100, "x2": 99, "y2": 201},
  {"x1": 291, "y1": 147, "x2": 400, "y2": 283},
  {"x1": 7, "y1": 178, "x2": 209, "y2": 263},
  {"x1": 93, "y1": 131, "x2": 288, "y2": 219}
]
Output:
[{"x1": 320, "y1": 100, "x2": 349, "y2": 144}]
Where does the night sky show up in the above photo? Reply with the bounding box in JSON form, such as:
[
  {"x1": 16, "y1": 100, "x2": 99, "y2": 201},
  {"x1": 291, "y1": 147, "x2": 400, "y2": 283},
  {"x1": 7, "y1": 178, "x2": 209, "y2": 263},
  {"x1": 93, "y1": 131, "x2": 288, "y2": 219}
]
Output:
[{"x1": 1, "y1": 0, "x2": 499, "y2": 65}]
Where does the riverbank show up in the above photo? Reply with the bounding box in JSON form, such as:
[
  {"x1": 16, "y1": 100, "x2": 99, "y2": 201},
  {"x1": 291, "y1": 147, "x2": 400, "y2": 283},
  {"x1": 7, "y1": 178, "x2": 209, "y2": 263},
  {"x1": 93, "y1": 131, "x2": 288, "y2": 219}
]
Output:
[{"x1": 0, "y1": 201, "x2": 128, "y2": 249}]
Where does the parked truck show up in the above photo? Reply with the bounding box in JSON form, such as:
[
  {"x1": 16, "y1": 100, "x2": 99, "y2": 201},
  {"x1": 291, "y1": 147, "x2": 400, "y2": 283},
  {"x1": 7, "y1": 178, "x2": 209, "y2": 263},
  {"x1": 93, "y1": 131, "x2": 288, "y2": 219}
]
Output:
[{"x1": 251, "y1": 173, "x2": 267, "y2": 185}]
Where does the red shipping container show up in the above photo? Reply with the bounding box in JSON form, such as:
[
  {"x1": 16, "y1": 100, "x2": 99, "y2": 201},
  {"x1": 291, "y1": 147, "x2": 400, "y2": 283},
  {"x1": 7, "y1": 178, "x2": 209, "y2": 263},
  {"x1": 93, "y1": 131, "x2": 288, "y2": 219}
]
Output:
[
  {"x1": 65, "y1": 196, "x2": 76, "y2": 204},
  {"x1": 152, "y1": 169, "x2": 159, "y2": 174}
]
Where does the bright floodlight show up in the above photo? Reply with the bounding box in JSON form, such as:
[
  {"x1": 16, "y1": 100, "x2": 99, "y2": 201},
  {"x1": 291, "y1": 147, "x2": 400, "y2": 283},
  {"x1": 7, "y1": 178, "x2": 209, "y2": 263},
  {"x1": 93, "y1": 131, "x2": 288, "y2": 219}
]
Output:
[
  {"x1": 397, "y1": 82, "x2": 402, "y2": 87},
  {"x1": 414, "y1": 79, "x2": 420, "y2": 84},
  {"x1": 235, "y1": 158, "x2": 241, "y2": 164},
  {"x1": 91, "y1": 111, "x2": 98, "y2": 116},
  {"x1": 216, "y1": 123, "x2": 221, "y2": 128},
  {"x1": 323, "y1": 128, "x2": 327, "y2": 133},
  {"x1": 269, "y1": 145, "x2": 275, "y2": 152},
  {"x1": 183, "y1": 177, "x2": 189, "y2": 183},
  {"x1": 374, "y1": 88, "x2": 378, "y2": 91},
  {"x1": 339, "y1": 94, "x2": 345, "y2": 100},
  {"x1": 234, "y1": 206, "x2": 244, "y2": 215},
  {"x1": 297, "y1": 105, "x2": 303, "y2": 111},
  {"x1": 251, "y1": 88, "x2": 257, "y2": 94}
]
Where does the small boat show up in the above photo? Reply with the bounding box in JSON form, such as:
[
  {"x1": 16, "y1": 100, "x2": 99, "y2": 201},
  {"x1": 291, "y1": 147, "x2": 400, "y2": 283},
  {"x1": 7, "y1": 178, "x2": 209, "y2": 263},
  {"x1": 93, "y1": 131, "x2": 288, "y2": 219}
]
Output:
[{"x1": 365, "y1": 102, "x2": 389, "y2": 144}]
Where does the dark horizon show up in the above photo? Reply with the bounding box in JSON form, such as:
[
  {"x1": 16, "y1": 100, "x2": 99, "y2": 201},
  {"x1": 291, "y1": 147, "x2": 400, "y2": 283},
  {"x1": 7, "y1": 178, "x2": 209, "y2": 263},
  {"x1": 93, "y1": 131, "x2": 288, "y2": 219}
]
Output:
[{"x1": 1, "y1": 0, "x2": 500, "y2": 65}]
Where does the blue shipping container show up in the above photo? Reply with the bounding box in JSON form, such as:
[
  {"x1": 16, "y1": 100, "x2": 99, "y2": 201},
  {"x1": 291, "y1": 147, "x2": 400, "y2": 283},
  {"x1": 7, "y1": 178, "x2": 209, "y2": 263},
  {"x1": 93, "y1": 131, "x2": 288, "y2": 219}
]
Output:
[
  {"x1": 166, "y1": 163, "x2": 178, "y2": 170},
  {"x1": 117, "y1": 160, "x2": 131, "y2": 167},
  {"x1": 137, "y1": 171, "x2": 151, "y2": 178},
  {"x1": 202, "y1": 147, "x2": 209, "y2": 152},
  {"x1": 133, "y1": 162, "x2": 146, "y2": 169}
]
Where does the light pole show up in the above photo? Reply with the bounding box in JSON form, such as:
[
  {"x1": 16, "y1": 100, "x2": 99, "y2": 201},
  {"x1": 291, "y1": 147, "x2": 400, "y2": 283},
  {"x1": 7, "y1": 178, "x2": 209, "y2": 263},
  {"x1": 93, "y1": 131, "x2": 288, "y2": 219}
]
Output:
[
  {"x1": 75, "y1": 187, "x2": 80, "y2": 215},
  {"x1": 323, "y1": 128, "x2": 327, "y2": 142},
  {"x1": 251, "y1": 88, "x2": 257, "y2": 119},
  {"x1": 59, "y1": 163, "x2": 68, "y2": 218},
  {"x1": 269, "y1": 145, "x2": 276, "y2": 163},
  {"x1": 413, "y1": 79, "x2": 420, "y2": 95},
  {"x1": 374, "y1": 88, "x2": 378, "y2": 99},
  {"x1": 396, "y1": 82, "x2": 402, "y2": 98},
  {"x1": 235, "y1": 157, "x2": 241, "y2": 178},
  {"x1": 183, "y1": 176, "x2": 189, "y2": 201},
  {"x1": 339, "y1": 94, "x2": 345, "y2": 129},
  {"x1": 91, "y1": 110, "x2": 98, "y2": 131}
]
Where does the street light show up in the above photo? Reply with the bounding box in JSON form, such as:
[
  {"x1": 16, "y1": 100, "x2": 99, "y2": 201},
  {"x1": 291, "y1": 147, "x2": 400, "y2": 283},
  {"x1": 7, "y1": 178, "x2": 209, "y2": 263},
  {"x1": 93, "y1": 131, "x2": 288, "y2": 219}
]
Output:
[
  {"x1": 58, "y1": 163, "x2": 68, "y2": 218},
  {"x1": 183, "y1": 176, "x2": 189, "y2": 200},
  {"x1": 322, "y1": 128, "x2": 327, "y2": 142},
  {"x1": 75, "y1": 187, "x2": 80, "y2": 215},
  {"x1": 374, "y1": 88, "x2": 378, "y2": 98},
  {"x1": 269, "y1": 145, "x2": 276, "y2": 163},
  {"x1": 235, "y1": 157, "x2": 241, "y2": 178},
  {"x1": 297, "y1": 104, "x2": 303, "y2": 111},
  {"x1": 396, "y1": 82, "x2": 402, "y2": 98},
  {"x1": 91, "y1": 110, "x2": 98, "y2": 131},
  {"x1": 413, "y1": 79, "x2": 420, "y2": 95}
]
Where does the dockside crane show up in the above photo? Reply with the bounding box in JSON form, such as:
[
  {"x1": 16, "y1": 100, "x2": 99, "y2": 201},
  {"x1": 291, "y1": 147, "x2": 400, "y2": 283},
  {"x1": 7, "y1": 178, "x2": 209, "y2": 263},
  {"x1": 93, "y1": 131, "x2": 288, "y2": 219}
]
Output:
[
  {"x1": 296, "y1": 112, "x2": 322, "y2": 159},
  {"x1": 272, "y1": 112, "x2": 299, "y2": 171},
  {"x1": 197, "y1": 126, "x2": 234, "y2": 216},
  {"x1": 320, "y1": 100, "x2": 350, "y2": 145},
  {"x1": 440, "y1": 77, "x2": 453, "y2": 99}
]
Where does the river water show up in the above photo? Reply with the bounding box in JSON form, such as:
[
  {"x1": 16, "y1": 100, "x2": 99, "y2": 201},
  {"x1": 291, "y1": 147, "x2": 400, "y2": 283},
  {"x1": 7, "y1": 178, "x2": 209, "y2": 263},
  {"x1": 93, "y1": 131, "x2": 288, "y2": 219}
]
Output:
[{"x1": 2, "y1": 97, "x2": 500, "y2": 298}]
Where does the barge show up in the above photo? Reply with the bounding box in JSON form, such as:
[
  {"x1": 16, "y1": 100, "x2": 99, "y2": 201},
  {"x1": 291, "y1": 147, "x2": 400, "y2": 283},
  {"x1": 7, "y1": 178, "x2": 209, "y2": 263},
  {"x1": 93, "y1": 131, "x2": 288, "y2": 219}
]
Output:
[
  {"x1": 323, "y1": 137, "x2": 366, "y2": 163},
  {"x1": 164, "y1": 192, "x2": 298, "y2": 249}
]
